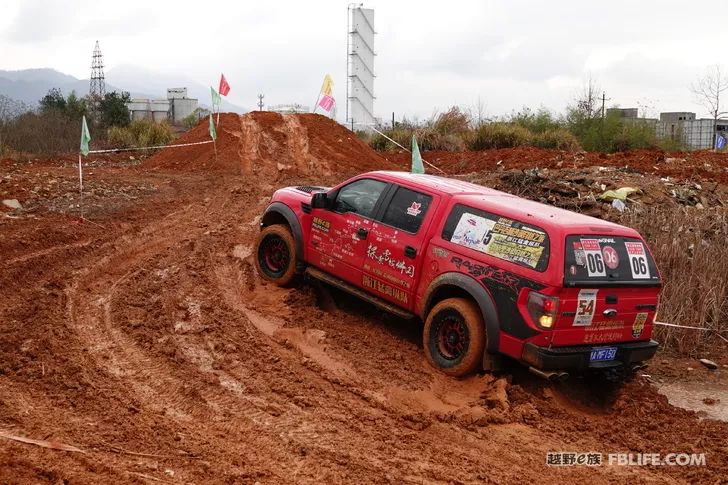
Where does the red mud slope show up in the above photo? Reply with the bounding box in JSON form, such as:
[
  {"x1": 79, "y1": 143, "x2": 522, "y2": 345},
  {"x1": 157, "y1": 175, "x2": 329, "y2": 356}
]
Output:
[{"x1": 146, "y1": 112, "x2": 399, "y2": 178}]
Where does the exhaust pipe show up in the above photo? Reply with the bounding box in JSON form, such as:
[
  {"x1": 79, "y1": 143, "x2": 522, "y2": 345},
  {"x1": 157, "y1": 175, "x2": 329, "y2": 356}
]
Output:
[
  {"x1": 529, "y1": 367, "x2": 570, "y2": 382},
  {"x1": 631, "y1": 363, "x2": 648, "y2": 372}
]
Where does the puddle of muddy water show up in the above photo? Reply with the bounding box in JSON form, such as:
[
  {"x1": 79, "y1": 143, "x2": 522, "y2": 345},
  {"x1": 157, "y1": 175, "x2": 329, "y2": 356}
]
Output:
[{"x1": 658, "y1": 380, "x2": 728, "y2": 422}]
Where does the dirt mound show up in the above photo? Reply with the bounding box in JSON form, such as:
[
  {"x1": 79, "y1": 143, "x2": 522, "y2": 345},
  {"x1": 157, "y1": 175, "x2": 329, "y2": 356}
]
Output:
[{"x1": 146, "y1": 112, "x2": 398, "y2": 179}]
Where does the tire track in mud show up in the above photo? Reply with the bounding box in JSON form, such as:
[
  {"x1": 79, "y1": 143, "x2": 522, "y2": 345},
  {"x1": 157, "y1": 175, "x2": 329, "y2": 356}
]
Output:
[{"x1": 62, "y1": 190, "x2": 317, "y2": 480}]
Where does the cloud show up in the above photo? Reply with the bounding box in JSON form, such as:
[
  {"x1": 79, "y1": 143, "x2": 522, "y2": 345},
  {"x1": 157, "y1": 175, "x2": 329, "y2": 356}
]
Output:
[{"x1": 4, "y1": 0, "x2": 82, "y2": 42}]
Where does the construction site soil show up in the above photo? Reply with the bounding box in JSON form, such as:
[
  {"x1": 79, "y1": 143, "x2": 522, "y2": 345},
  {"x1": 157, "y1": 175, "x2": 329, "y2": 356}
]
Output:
[{"x1": 1, "y1": 113, "x2": 727, "y2": 483}]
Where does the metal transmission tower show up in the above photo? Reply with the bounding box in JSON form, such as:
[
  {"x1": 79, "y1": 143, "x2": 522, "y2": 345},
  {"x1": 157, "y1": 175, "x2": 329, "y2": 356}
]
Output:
[{"x1": 89, "y1": 41, "x2": 106, "y2": 101}]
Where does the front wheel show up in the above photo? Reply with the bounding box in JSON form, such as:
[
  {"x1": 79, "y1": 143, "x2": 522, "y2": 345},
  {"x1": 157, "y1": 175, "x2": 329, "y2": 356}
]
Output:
[
  {"x1": 254, "y1": 224, "x2": 298, "y2": 286},
  {"x1": 423, "y1": 297, "x2": 486, "y2": 377}
]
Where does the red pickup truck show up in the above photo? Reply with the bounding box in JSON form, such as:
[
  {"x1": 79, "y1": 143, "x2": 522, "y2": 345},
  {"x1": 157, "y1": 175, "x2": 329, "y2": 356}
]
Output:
[{"x1": 254, "y1": 171, "x2": 661, "y2": 379}]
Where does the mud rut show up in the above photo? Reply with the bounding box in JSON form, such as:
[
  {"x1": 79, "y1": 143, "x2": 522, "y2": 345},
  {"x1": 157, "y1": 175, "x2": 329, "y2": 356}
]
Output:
[{"x1": 2, "y1": 172, "x2": 726, "y2": 484}]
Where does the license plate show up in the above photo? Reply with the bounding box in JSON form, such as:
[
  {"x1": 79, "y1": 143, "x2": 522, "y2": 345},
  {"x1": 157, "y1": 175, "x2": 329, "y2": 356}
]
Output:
[{"x1": 590, "y1": 347, "x2": 617, "y2": 362}]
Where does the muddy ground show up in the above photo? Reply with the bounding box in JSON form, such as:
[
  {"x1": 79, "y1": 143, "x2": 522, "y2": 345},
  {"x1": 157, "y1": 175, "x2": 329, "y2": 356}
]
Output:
[{"x1": 1, "y1": 113, "x2": 728, "y2": 484}]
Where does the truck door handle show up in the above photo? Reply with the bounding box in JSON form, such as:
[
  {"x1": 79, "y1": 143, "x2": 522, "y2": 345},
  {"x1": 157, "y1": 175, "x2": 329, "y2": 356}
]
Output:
[
  {"x1": 356, "y1": 228, "x2": 368, "y2": 239},
  {"x1": 404, "y1": 246, "x2": 417, "y2": 259}
]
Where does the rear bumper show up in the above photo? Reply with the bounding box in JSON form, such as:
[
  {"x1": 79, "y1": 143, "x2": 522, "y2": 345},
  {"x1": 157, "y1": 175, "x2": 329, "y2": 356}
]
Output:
[{"x1": 522, "y1": 340, "x2": 659, "y2": 371}]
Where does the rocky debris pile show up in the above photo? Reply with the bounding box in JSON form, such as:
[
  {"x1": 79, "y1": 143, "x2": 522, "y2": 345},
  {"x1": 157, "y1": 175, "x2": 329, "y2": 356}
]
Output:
[
  {"x1": 462, "y1": 165, "x2": 728, "y2": 219},
  {"x1": 384, "y1": 147, "x2": 728, "y2": 184}
]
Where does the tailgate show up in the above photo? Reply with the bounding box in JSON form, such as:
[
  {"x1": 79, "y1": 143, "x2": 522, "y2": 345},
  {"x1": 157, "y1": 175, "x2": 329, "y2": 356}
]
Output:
[
  {"x1": 552, "y1": 286, "x2": 659, "y2": 346},
  {"x1": 552, "y1": 234, "x2": 661, "y2": 347}
]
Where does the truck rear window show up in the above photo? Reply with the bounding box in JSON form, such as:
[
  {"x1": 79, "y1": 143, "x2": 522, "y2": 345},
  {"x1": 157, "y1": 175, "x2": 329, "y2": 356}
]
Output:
[
  {"x1": 564, "y1": 235, "x2": 660, "y2": 286},
  {"x1": 442, "y1": 204, "x2": 550, "y2": 272}
]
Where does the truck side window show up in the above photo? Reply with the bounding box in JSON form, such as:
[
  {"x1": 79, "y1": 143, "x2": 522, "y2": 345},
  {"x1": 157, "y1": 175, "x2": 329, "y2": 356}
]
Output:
[
  {"x1": 442, "y1": 204, "x2": 550, "y2": 272},
  {"x1": 381, "y1": 186, "x2": 433, "y2": 233},
  {"x1": 333, "y1": 178, "x2": 387, "y2": 218}
]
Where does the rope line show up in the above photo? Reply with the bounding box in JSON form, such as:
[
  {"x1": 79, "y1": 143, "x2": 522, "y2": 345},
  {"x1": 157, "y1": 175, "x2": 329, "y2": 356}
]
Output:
[
  {"x1": 362, "y1": 124, "x2": 446, "y2": 174},
  {"x1": 87, "y1": 139, "x2": 214, "y2": 154}
]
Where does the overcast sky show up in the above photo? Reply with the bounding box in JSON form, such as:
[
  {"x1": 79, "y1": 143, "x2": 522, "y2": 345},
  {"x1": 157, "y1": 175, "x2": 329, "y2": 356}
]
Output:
[{"x1": 1, "y1": 0, "x2": 727, "y2": 121}]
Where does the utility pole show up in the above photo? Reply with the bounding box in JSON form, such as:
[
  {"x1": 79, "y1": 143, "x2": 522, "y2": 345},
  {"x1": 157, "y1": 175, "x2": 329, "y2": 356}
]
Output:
[
  {"x1": 392, "y1": 112, "x2": 395, "y2": 130},
  {"x1": 600, "y1": 91, "x2": 610, "y2": 119},
  {"x1": 257, "y1": 94, "x2": 264, "y2": 111}
]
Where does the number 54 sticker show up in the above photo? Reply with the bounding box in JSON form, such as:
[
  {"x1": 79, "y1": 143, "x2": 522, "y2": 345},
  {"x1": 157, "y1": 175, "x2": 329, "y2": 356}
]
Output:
[
  {"x1": 574, "y1": 289, "x2": 598, "y2": 326},
  {"x1": 625, "y1": 242, "x2": 651, "y2": 279}
]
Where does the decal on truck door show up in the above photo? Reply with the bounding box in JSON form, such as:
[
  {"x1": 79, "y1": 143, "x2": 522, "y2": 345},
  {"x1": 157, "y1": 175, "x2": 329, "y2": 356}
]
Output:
[{"x1": 574, "y1": 289, "x2": 598, "y2": 326}]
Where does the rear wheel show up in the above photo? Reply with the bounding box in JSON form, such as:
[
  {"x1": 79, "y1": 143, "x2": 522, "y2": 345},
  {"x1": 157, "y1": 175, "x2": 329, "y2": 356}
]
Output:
[
  {"x1": 424, "y1": 297, "x2": 486, "y2": 377},
  {"x1": 254, "y1": 224, "x2": 298, "y2": 286}
]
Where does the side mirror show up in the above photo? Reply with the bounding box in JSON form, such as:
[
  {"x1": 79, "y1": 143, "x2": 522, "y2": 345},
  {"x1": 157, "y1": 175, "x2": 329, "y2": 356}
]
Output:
[{"x1": 311, "y1": 192, "x2": 328, "y2": 209}]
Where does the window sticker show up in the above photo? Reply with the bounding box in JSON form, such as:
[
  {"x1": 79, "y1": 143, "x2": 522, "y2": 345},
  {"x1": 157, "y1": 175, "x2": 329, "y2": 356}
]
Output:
[
  {"x1": 601, "y1": 245, "x2": 619, "y2": 270},
  {"x1": 572, "y1": 241, "x2": 586, "y2": 266},
  {"x1": 451, "y1": 213, "x2": 546, "y2": 270},
  {"x1": 574, "y1": 289, "x2": 598, "y2": 326},
  {"x1": 406, "y1": 201, "x2": 422, "y2": 217},
  {"x1": 580, "y1": 239, "x2": 606, "y2": 277},
  {"x1": 625, "y1": 242, "x2": 651, "y2": 279}
]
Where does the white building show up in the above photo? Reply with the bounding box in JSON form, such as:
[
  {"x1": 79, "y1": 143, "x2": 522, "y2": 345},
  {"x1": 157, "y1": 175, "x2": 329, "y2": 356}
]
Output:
[{"x1": 126, "y1": 87, "x2": 198, "y2": 124}]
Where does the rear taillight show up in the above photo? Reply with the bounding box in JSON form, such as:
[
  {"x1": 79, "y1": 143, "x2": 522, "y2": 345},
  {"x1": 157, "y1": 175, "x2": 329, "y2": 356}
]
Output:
[{"x1": 527, "y1": 291, "x2": 560, "y2": 330}]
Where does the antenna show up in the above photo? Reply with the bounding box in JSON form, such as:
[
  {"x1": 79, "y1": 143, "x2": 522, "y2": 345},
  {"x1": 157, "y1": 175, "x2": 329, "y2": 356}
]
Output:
[
  {"x1": 89, "y1": 41, "x2": 106, "y2": 102},
  {"x1": 257, "y1": 94, "x2": 265, "y2": 111}
]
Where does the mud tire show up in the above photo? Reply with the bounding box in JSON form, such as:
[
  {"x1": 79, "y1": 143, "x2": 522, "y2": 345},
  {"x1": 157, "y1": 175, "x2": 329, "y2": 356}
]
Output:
[
  {"x1": 254, "y1": 224, "x2": 298, "y2": 287},
  {"x1": 424, "y1": 297, "x2": 486, "y2": 377}
]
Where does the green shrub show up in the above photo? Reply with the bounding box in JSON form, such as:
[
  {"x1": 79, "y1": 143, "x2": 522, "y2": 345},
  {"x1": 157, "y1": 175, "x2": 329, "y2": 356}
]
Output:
[
  {"x1": 467, "y1": 123, "x2": 532, "y2": 150},
  {"x1": 107, "y1": 125, "x2": 136, "y2": 148},
  {"x1": 415, "y1": 127, "x2": 466, "y2": 151},
  {"x1": 531, "y1": 128, "x2": 580, "y2": 151},
  {"x1": 509, "y1": 107, "x2": 561, "y2": 134},
  {"x1": 107, "y1": 119, "x2": 173, "y2": 149}
]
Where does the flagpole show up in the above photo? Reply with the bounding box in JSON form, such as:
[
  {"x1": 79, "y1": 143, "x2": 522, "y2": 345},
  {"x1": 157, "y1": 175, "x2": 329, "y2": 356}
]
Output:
[
  {"x1": 312, "y1": 93, "x2": 321, "y2": 114},
  {"x1": 78, "y1": 153, "x2": 84, "y2": 219}
]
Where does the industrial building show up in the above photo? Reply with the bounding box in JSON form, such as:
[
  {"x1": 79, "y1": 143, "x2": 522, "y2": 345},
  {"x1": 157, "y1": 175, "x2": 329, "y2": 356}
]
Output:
[
  {"x1": 611, "y1": 108, "x2": 727, "y2": 150},
  {"x1": 126, "y1": 87, "x2": 198, "y2": 124},
  {"x1": 269, "y1": 103, "x2": 310, "y2": 114}
]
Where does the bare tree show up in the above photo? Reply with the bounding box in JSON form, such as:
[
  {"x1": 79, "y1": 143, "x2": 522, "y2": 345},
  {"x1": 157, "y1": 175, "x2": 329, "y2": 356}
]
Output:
[
  {"x1": 0, "y1": 94, "x2": 29, "y2": 152},
  {"x1": 469, "y1": 96, "x2": 488, "y2": 127},
  {"x1": 575, "y1": 76, "x2": 601, "y2": 119},
  {"x1": 691, "y1": 65, "x2": 728, "y2": 149}
]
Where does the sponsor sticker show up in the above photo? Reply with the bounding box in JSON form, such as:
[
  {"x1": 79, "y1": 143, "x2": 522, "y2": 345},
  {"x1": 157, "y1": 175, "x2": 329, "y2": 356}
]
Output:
[
  {"x1": 362, "y1": 274, "x2": 409, "y2": 303},
  {"x1": 573, "y1": 241, "x2": 586, "y2": 266},
  {"x1": 406, "y1": 201, "x2": 422, "y2": 217},
  {"x1": 574, "y1": 289, "x2": 598, "y2": 326},
  {"x1": 602, "y1": 245, "x2": 619, "y2": 270},
  {"x1": 580, "y1": 239, "x2": 606, "y2": 277},
  {"x1": 451, "y1": 213, "x2": 546, "y2": 269},
  {"x1": 625, "y1": 241, "x2": 651, "y2": 279},
  {"x1": 633, "y1": 312, "x2": 648, "y2": 338},
  {"x1": 312, "y1": 216, "x2": 330, "y2": 233}
]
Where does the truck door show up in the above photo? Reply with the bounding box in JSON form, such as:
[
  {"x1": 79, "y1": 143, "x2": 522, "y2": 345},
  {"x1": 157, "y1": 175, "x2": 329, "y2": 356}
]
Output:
[
  {"x1": 361, "y1": 185, "x2": 436, "y2": 310},
  {"x1": 308, "y1": 178, "x2": 389, "y2": 287}
]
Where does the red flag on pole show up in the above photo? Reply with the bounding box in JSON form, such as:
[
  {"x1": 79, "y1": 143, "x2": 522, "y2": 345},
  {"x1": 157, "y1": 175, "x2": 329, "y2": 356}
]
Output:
[{"x1": 219, "y1": 74, "x2": 231, "y2": 96}]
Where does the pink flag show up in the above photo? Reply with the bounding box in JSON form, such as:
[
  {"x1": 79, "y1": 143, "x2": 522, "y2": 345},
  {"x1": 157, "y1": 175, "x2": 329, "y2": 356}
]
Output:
[
  {"x1": 318, "y1": 95, "x2": 335, "y2": 112},
  {"x1": 219, "y1": 74, "x2": 231, "y2": 96}
]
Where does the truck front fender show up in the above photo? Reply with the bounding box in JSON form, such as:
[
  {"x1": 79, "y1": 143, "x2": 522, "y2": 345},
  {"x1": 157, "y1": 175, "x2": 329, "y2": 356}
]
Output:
[{"x1": 261, "y1": 202, "x2": 304, "y2": 261}]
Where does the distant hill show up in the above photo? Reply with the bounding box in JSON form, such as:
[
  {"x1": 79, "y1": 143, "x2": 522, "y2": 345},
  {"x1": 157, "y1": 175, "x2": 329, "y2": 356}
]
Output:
[{"x1": 0, "y1": 67, "x2": 247, "y2": 113}]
